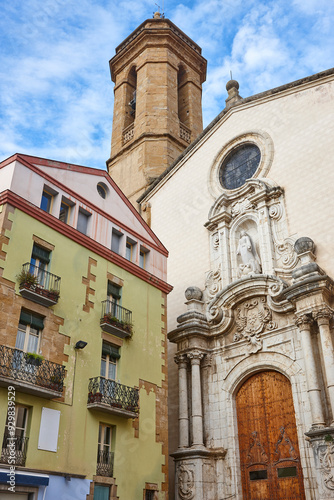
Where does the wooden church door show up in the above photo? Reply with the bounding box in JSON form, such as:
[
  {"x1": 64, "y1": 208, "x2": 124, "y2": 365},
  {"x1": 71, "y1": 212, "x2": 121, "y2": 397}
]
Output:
[{"x1": 236, "y1": 371, "x2": 306, "y2": 500}]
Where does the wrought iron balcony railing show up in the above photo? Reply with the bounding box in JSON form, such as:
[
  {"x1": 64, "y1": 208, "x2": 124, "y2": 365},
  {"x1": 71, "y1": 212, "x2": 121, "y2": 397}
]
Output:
[
  {"x1": 1, "y1": 433, "x2": 29, "y2": 466},
  {"x1": 0, "y1": 345, "x2": 65, "y2": 394},
  {"x1": 100, "y1": 300, "x2": 132, "y2": 338},
  {"x1": 18, "y1": 263, "x2": 61, "y2": 306},
  {"x1": 88, "y1": 377, "x2": 139, "y2": 414},
  {"x1": 96, "y1": 450, "x2": 114, "y2": 477}
]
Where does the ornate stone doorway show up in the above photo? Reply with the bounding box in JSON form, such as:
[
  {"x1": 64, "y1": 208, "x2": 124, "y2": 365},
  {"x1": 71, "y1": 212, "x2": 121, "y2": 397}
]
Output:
[{"x1": 236, "y1": 371, "x2": 306, "y2": 500}]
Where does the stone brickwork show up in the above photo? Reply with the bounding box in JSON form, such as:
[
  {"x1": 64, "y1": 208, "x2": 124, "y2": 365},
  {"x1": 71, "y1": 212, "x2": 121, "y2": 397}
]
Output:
[{"x1": 107, "y1": 15, "x2": 206, "y2": 207}]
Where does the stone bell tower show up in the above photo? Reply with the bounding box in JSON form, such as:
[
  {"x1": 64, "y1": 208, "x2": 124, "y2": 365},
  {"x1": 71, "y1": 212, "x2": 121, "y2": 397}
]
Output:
[{"x1": 107, "y1": 12, "x2": 207, "y2": 206}]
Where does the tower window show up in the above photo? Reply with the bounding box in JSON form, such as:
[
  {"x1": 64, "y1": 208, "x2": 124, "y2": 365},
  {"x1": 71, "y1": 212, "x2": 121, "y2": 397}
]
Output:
[{"x1": 124, "y1": 66, "x2": 137, "y2": 128}]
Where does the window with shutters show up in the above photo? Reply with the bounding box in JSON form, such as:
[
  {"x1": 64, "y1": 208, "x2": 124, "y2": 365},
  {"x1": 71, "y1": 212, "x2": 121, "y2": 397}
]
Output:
[
  {"x1": 29, "y1": 244, "x2": 50, "y2": 288},
  {"x1": 100, "y1": 342, "x2": 120, "y2": 381},
  {"x1": 15, "y1": 310, "x2": 44, "y2": 354}
]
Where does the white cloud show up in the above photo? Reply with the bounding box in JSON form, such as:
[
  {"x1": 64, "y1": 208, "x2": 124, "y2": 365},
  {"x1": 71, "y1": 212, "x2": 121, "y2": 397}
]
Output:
[{"x1": 0, "y1": 0, "x2": 333, "y2": 166}]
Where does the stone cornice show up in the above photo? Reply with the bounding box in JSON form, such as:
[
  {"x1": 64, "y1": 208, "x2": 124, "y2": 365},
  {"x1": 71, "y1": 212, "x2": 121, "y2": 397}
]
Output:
[{"x1": 170, "y1": 446, "x2": 227, "y2": 460}]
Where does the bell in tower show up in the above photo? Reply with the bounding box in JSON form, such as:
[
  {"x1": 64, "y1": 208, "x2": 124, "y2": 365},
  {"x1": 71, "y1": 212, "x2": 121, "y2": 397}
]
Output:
[{"x1": 107, "y1": 12, "x2": 207, "y2": 207}]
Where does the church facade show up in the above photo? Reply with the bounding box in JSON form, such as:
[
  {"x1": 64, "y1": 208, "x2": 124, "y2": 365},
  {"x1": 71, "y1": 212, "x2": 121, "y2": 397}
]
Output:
[{"x1": 137, "y1": 66, "x2": 334, "y2": 500}]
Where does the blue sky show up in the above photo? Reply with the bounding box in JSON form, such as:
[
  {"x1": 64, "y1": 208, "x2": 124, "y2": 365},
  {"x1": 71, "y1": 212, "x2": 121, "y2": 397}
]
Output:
[{"x1": 0, "y1": 0, "x2": 333, "y2": 169}]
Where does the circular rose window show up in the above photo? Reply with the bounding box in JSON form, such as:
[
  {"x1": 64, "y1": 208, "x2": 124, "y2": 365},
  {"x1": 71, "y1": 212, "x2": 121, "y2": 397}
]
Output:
[{"x1": 219, "y1": 143, "x2": 261, "y2": 190}]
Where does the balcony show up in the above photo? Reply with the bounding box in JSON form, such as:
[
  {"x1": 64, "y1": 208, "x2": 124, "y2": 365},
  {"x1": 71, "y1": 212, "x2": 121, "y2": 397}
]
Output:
[
  {"x1": 96, "y1": 450, "x2": 114, "y2": 477},
  {"x1": 0, "y1": 345, "x2": 65, "y2": 399},
  {"x1": 100, "y1": 300, "x2": 132, "y2": 339},
  {"x1": 18, "y1": 263, "x2": 61, "y2": 307},
  {"x1": 87, "y1": 377, "x2": 139, "y2": 418},
  {"x1": 1, "y1": 433, "x2": 29, "y2": 466}
]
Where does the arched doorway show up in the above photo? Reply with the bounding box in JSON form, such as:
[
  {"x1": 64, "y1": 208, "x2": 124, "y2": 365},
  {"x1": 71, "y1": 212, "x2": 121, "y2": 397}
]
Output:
[{"x1": 236, "y1": 371, "x2": 306, "y2": 500}]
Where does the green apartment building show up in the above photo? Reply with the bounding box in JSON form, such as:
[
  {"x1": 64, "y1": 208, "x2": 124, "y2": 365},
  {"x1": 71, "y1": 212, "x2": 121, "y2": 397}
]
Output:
[{"x1": 0, "y1": 153, "x2": 171, "y2": 500}]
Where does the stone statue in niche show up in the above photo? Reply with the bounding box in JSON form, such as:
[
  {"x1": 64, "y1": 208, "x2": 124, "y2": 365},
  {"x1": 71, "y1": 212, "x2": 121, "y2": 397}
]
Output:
[{"x1": 237, "y1": 230, "x2": 262, "y2": 276}]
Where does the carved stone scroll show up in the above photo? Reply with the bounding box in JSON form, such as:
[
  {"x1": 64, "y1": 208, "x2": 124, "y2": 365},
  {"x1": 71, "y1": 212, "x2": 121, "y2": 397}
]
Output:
[{"x1": 178, "y1": 463, "x2": 195, "y2": 499}]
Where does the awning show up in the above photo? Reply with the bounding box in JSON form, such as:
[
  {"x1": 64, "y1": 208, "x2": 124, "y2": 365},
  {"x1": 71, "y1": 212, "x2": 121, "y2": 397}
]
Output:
[{"x1": 0, "y1": 469, "x2": 49, "y2": 486}]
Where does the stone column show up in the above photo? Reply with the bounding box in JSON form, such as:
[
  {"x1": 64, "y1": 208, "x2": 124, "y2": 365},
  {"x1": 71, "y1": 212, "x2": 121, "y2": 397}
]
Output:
[
  {"x1": 175, "y1": 354, "x2": 189, "y2": 448},
  {"x1": 188, "y1": 351, "x2": 204, "y2": 447},
  {"x1": 296, "y1": 315, "x2": 325, "y2": 428},
  {"x1": 314, "y1": 309, "x2": 334, "y2": 425}
]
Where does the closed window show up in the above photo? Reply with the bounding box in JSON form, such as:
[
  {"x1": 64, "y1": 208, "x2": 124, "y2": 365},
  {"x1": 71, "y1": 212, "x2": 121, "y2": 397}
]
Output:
[
  {"x1": 94, "y1": 485, "x2": 110, "y2": 500},
  {"x1": 77, "y1": 208, "x2": 91, "y2": 235},
  {"x1": 100, "y1": 343, "x2": 120, "y2": 381},
  {"x1": 59, "y1": 197, "x2": 74, "y2": 223},
  {"x1": 1, "y1": 405, "x2": 29, "y2": 466},
  {"x1": 125, "y1": 237, "x2": 136, "y2": 262},
  {"x1": 106, "y1": 282, "x2": 122, "y2": 320},
  {"x1": 30, "y1": 244, "x2": 50, "y2": 288},
  {"x1": 96, "y1": 423, "x2": 115, "y2": 477},
  {"x1": 15, "y1": 311, "x2": 44, "y2": 354},
  {"x1": 139, "y1": 247, "x2": 149, "y2": 269},
  {"x1": 111, "y1": 229, "x2": 122, "y2": 254},
  {"x1": 40, "y1": 190, "x2": 53, "y2": 213}
]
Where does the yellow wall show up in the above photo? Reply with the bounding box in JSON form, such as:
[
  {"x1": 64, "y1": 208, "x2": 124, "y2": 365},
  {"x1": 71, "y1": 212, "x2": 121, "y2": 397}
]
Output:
[{"x1": 0, "y1": 207, "x2": 166, "y2": 497}]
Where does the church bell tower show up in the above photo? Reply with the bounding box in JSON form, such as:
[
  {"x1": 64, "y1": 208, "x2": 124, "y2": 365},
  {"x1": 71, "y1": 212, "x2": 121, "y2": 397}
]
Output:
[{"x1": 107, "y1": 12, "x2": 207, "y2": 206}]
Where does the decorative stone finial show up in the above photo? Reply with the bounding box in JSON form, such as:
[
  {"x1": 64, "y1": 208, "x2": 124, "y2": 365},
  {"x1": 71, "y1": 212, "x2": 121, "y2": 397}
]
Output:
[
  {"x1": 153, "y1": 11, "x2": 161, "y2": 18},
  {"x1": 226, "y1": 79, "x2": 239, "y2": 92},
  {"x1": 225, "y1": 79, "x2": 242, "y2": 109},
  {"x1": 185, "y1": 286, "x2": 203, "y2": 301},
  {"x1": 294, "y1": 237, "x2": 315, "y2": 256}
]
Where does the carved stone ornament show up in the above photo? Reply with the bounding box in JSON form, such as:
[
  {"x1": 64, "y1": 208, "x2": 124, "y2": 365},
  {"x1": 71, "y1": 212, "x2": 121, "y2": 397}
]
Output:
[
  {"x1": 275, "y1": 240, "x2": 298, "y2": 269},
  {"x1": 247, "y1": 431, "x2": 269, "y2": 465},
  {"x1": 234, "y1": 298, "x2": 277, "y2": 353},
  {"x1": 319, "y1": 443, "x2": 334, "y2": 490},
  {"x1": 231, "y1": 197, "x2": 255, "y2": 217},
  {"x1": 269, "y1": 203, "x2": 283, "y2": 220},
  {"x1": 212, "y1": 233, "x2": 220, "y2": 249},
  {"x1": 237, "y1": 231, "x2": 262, "y2": 277},
  {"x1": 268, "y1": 278, "x2": 288, "y2": 297},
  {"x1": 205, "y1": 266, "x2": 222, "y2": 297},
  {"x1": 178, "y1": 463, "x2": 195, "y2": 500}
]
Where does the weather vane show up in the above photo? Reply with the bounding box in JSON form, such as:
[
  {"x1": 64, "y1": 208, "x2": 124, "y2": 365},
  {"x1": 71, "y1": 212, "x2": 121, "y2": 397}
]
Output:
[{"x1": 153, "y1": 1, "x2": 165, "y2": 17}]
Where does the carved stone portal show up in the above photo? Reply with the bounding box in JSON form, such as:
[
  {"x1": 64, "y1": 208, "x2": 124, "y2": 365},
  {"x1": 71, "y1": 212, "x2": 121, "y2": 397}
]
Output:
[
  {"x1": 234, "y1": 297, "x2": 277, "y2": 353},
  {"x1": 178, "y1": 463, "x2": 195, "y2": 499}
]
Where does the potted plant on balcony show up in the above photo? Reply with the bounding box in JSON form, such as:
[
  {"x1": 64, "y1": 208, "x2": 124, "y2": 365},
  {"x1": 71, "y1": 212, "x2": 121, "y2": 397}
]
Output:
[
  {"x1": 111, "y1": 401, "x2": 122, "y2": 409},
  {"x1": 92, "y1": 392, "x2": 102, "y2": 403},
  {"x1": 24, "y1": 352, "x2": 44, "y2": 366},
  {"x1": 17, "y1": 269, "x2": 39, "y2": 290}
]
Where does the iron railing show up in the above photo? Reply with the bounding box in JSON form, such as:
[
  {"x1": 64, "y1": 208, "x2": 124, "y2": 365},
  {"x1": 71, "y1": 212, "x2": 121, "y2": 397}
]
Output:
[
  {"x1": 88, "y1": 377, "x2": 139, "y2": 412},
  {"x1": 96, "y1": 450, "x2": 114, "y2": 477},
  {"x1": 100, "y1": 300, "x2": 132, "y2": 331},
  {"x1": 0, "y1": 345, "x2": 65, "y2": 392},
  {"x1": 19, "y1": 262, "x2": 61, "y2": 297},
  {"x1": 1, "y1": 433, "x2": 29, "y2": 466}
]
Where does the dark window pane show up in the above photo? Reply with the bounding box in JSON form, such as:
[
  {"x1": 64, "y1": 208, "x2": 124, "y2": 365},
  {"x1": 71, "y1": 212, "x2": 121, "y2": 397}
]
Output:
[
  {"x1": 77, "y1": 210, "x2": 89, "y2": 234},
  {"x1": 220, "y1": 143, "x2": 261, "y2": 190},
  {"x1": 249, "y1": 470, "x2": 268, "y2": 481},
  {"x1": 277, "y1": 466, "x2": 297, "y2": 478},
  {"x1": 40, "y1": 191, "x2": 52, "y2": 212}
]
